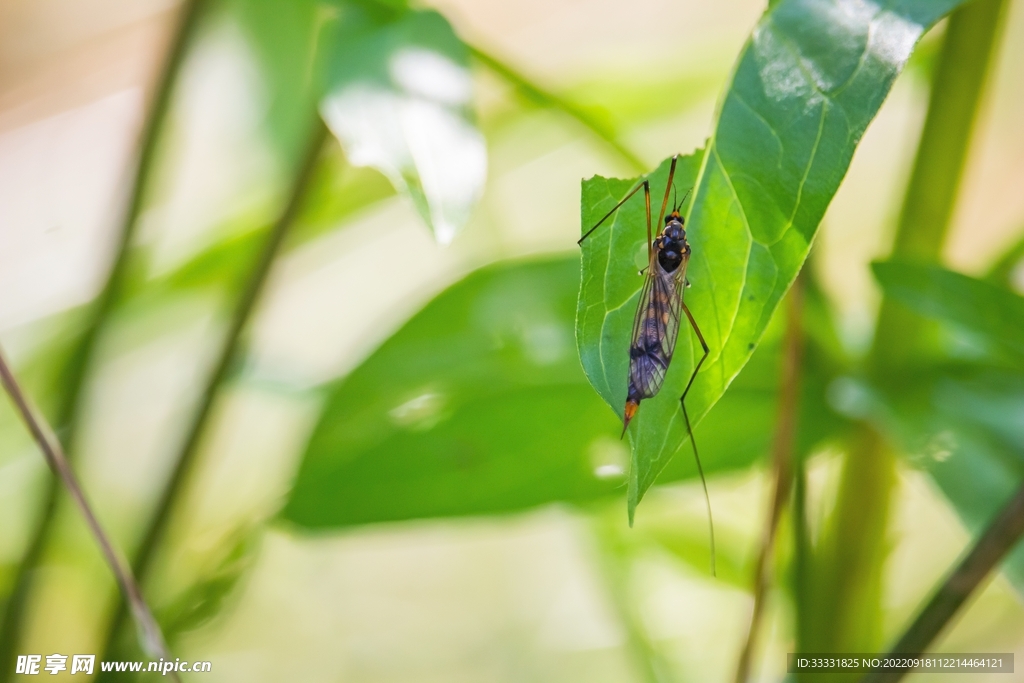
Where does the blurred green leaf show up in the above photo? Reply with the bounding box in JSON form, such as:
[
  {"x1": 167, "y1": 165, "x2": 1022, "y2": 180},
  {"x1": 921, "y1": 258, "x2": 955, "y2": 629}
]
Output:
[
  {"x1": 320, "y1": 9, "x2": 486, "y2": 244},
  {"x1": 873, "y1": 260, "x2": 1024, "y2": 364},
  {"x1": 577, "y1": 0, "x2": 970, "y2": 521},
  {"x1": 927, "y1": 373, "x2": 1024, "y2": 591},
  {"x1": 158, "y1": 530, "x2": 259, "y2": 640},
  {"x1": 155, "y1": 226, "x2": 267, "y2": 296},
  {"x1": 985, "y1": 227, "x2": 1024, "y2": 288},
  {"x1": 281, "y1": 257, "x2": 779, "y2": 529},
  {"x1": 282, "y1": 258, "x2": 617, "y2": 527},
  {"x1": 871, "y1": 263, "x2": 1024, "y2": 590},
  {"x1": 877, "y1": 367, "x2": 1024, "y2": 593}
]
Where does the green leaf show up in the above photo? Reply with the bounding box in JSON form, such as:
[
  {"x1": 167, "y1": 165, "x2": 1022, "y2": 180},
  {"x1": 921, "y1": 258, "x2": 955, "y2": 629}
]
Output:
[
  {"x1": 873, "y1": 261, "x2": 1024, "y2": 364},
  {"x1": 577, "y1": 152, "x2": 709, "y2": 523},
  {"x1": 281, "y1": 257, "x2": 777, "y2": 529},
  {"x1": 157, "y1": 529, "x2": 259, "y2": 640},
  {"x1": 877, "y1": 368, "x2": 1024, "y2": 593},
  {"x1": 926, "y1": 374, "x2": 1024, "y2": 592},
  {"x1": 871, "y1": 259, "x2": 1024, "y2": 590},
  {"x1": 234, "y1": 1, "x2": 482, "y2": 241},
  {"x1": 576, "y1": 0, "x2": 970, "y2": 521},
  {"x1": 320, "y1": 9, "x2": 485, "y2": 244},
  {"x1": 985, "y1": 227, "x2": 1024, "y2": 288}
]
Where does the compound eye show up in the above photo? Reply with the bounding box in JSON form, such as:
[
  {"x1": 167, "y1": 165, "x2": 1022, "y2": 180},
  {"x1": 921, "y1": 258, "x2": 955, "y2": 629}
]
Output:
[{"x1": 664, "y1": 215, "x2": 673, "y2": 224}]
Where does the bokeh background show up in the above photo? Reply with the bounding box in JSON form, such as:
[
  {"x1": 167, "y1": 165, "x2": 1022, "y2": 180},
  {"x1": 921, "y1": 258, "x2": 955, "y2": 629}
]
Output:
[{"x1": 0, "y1": 0, "x2": 1023, "y2": 680}]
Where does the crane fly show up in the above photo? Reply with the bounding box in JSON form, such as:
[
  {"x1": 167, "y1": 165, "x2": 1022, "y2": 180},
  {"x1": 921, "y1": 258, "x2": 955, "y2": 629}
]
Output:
[{"x1": 578, "y1": 154, "x2": 715, "y2": 572}]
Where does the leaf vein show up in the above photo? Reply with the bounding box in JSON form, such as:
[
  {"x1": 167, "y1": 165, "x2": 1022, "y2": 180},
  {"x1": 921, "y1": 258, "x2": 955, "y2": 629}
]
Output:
[{"x1": 710, "y1": 146, "x2": 752, "y2": 351}]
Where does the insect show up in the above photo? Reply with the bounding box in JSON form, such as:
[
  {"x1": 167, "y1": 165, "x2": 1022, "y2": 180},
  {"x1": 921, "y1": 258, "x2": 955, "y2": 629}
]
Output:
[{"x1": 578, "y1": 154, "x2": 715, "y2": 570}]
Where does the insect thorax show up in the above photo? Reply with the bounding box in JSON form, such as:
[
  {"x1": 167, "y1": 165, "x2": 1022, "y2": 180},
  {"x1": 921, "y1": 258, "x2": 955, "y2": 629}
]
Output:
[{"x1": 655, "y1": 220, "x2": 689, "y2": 273}]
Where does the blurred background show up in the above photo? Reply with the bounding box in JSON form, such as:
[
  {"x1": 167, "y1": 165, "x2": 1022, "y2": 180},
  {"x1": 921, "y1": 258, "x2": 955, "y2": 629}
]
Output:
[{"x1": 0, "y1": 0, "x2": 1023, "y2": 680}]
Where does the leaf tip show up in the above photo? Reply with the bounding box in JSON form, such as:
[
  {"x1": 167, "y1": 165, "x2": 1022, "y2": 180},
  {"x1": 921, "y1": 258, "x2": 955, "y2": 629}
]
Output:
[{"x1": 626, "y1": 465, "x2": 639, "y2": 527}]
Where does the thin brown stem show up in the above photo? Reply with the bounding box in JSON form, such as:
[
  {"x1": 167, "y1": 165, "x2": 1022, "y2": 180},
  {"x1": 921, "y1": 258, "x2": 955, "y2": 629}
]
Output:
[
  {"x1": 0, "y1": 0, "x2": 205, "y2": 673},
  {"x1": 98, "y1": 120, "x2": 329, "y2": 664},
  {"x1": 860, "y1": 481, "x2": 1024, "y2": 683},
  {"x1": 0, "y1": 349, "x2": 179, "y2": 682},
  {"x1": 734, "y1": 273, "x2": 805, "y2": 683}
]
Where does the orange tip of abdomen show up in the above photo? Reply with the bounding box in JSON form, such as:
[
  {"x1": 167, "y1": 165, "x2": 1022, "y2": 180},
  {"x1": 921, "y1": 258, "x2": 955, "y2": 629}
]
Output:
[{"x1": 621, "y1": 399, "x2": 639, "y2": 438}]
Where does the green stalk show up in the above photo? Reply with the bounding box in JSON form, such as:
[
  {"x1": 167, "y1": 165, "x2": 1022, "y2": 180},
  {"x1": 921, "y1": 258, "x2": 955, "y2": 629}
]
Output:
[
  {"x1": 0, "y1": 0, "x2": 205, "y2": 673},
  {"x1": 873, "y1": 0, "x2": 1008, "y2": 368},
  {"x1": 97, "y1": 120, "x2": 328, "y2": 667},
  {"x1": 806, "y1": 428, "x2": 896, "y2": 656},
  {"x1": 805, "y1": 0, "x2": 1008, "y2": 668}
]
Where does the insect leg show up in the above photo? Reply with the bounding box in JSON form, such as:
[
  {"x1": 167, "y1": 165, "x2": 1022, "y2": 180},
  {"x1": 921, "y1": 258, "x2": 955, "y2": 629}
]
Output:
[
  {"x1": 680, "y1": 302, "x2": 709, "y2": 401},
  {"x1": 658, "y1": 154, "x2": 679, "y2": 227},
  {"x1": 578, "y1": 180, "x2": 650, "y2": 245},
  {"x1": 644, "y1": 175, "x2": 652, "y2": 260},
  {"x1": 680, "y1": 301, "x2": 715, "y2": 576}
]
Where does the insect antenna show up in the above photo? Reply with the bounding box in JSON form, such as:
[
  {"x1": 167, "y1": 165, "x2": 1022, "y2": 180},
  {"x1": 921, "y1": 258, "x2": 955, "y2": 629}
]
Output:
[{"x1": 675, "y1": 186, "x2": 694, "y2": 213}]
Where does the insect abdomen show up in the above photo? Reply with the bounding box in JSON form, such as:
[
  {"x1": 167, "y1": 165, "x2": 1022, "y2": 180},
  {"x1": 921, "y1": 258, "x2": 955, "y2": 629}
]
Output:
[{"x1": 628, "y1": 342, "x2": 669, "y2": 400}]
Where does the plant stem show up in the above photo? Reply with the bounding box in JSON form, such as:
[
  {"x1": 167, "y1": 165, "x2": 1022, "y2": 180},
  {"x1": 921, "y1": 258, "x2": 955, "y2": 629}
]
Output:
[
  {"x1": 734, "y1": 273, "x2": 804, "y2": 683},
  {"x1": 792, "y1": 425, "x2": 810, "y2": 653},
  {"x1": 468, "y1": 46, "x2": 647, "y2": 173},
  {"x1": 0, "y1": 350, "x2": 179, "y2": 683},
  {"x1": 0, "y1": 0, "x2": 205, "y2": 673},
  {"x1": 818, "y1": 427, "x2": 896, "y2": 655},
  {"x1": 873, "y1": 0, "x2": 1008, "y2": 369},
  {"x1": 98, "y1": 119, "x2": 328, "y2": 664},
  {"x1": 860, "y1": 481, "x2": 1024, "y2": 683},
  {"x1": 808, "y1": 0, "x2": 1008, "y2": 666}
]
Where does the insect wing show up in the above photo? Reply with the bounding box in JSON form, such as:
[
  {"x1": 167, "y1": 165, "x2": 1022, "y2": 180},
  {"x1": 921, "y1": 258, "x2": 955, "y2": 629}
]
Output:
[{"x1": 627, "y1": 253, "x2": 686, "y2": 400}]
